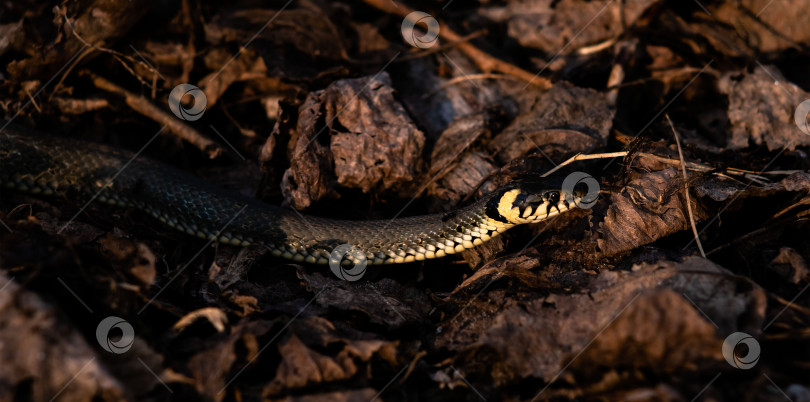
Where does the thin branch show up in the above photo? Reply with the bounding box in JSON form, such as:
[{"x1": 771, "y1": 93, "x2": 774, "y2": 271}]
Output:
[
  {"x1": 541, "y1": 152, "x2": 628, "y2": 177},
  {"x1": 539, "y1": 148, "x2": 798, "y2": 182},
  {"x1": 362, "y1": 0, "x2": 552, "y2": 89},
  {"x1": 88, "y1": 73, "x2": 222, "y2": 158},
  {"x1": 666, "y1": 114, "x2": 705, "y2": 258}
]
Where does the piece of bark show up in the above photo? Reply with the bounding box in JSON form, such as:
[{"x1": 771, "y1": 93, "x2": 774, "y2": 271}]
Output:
[{"x1": 52, "y1": 97, "x2": 109, "y2": 114}]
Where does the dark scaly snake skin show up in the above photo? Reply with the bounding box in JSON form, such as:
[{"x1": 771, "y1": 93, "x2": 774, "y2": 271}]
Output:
[{"x1": 0, "y1": 126, "x2": 582, "y2": 265}]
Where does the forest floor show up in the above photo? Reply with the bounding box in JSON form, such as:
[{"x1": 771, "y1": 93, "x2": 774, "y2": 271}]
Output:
[{"x1": 1, "y1": 0, "x2": 810, "y2": 401}]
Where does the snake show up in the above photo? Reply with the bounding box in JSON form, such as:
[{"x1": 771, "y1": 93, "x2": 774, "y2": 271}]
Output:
[{"x1": 0, "y1": 125, "x2": 588, "y2": 266}]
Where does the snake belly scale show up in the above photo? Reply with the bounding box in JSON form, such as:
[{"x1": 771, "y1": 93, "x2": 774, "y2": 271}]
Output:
[{"x1": 0, "y1": 126, "x2": 583, "y2": 265}]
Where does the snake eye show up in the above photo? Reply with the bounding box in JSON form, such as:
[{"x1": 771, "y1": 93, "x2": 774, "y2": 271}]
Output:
[{"x1": 546, "y1": 191, "x2": 560, "y2": 204}]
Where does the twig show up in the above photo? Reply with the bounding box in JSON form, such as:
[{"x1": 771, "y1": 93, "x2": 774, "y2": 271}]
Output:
[
  {"x1": 667, "y1": 114, "x2": 705, "y2": 258},
  {"x1": 60, "y1": 11, "x2": 162, "y2": 90},
  {"x1": 421, "y1": 73, "x2": 524, "y2": 100},
  {"x1": 575, "y1": 37, "x2": 617, "y2": 55},
  {"x1": 49, "y1": 45, "x2": 95, "y2": 103},
  {"x1": 634, "y1": 153, "x2": 772, "y2": 184},
  {"x1": 395, "y1": 30, "x2": 487, "y2": 62},
  {"x1": 540, "y1": 149, "x2": 797, "y2": 183},
  {"x1": 541, "y1": 152, "x2": 628, "y2": 177},
  {"x1": 362, "y1": 0, "x2": 552, "y2": 89},
  {"x1": 88, "y1": 74, "x2": 222, "y2": 158}
]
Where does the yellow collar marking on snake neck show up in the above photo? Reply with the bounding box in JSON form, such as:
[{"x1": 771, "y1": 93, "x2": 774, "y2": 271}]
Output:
[{"x1": 497, "y1": 189, "x2": 522, "y2": 222}]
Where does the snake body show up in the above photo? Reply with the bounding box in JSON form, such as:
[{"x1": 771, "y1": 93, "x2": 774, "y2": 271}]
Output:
[{"x1": 0, "y1": 126, "x2": 584, "y2": 265}]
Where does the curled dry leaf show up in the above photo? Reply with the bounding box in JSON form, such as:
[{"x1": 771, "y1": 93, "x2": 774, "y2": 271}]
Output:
[
  {"x1": 770, "y1": 247, "x2": 810, "y2": 285},
  {"x1": 428, "y1": 112, "x2": 491, "y2": 177},
  {"x1": 489, "y1": 82, "x2": 614, "y2": 164},
  {"x1": 186, "y1": 320, "x2": 270, "y2": 400},
  {"x1": 282, "y1": 72, "x2": 425, "y2": 209},
  {"x1": 186, "y1": 313, "x2": 396, "y2": 399},
  {"x1": 204, "y1": 8, "x2": 346, "y2": 80},
  {"x1": 0, "y1": 20, "x2": 24, "y2": 57},
  {"x1": 209, "y1": 246, "x2": 266, "y2": 290},
  {"x1": 298, "y1": 270, "x2": 427, "y2": 329},
  {"x1": 719, "y1": 66, "x2": 810, "y2": 151},
  {"x1": 710, "y1": 0, "x2": 810, "y2": 53},
  {"x1": 261, "y1": 317, "x2": 398, "y2": 397},
  {"x1": 597, "y1": 163, "x2": 810, "y2": 257},
  {"x1": 437, "y1": 257, "x2": 765, "y2": 386},
  {"x1": 273, "y1": 389, "x2": 379, "y2": 402},
  {"x1": 597, "y1": 168, "x2": 696, "y2": 256},
  {"x1": 429, "y1": 151, "x2": 499, "y2": 208},
  {"x1": 97, "y1": 234, "x2": 157, "y2": 287},
  {"x1": 451, "y1": 252, "x2": 548, "y2": 295},
  {"x1": 427, "y1": 110, "x2": 509, "y2": 208},
  {"x1": 200, "y1": 47, "x2": 268, "y2": 108},
  {"x1": 264, "y1": 334, "x2": 385, "y2": 396},
  {"x1": 7, "y1": 0, "x2": 152, "y2": 81},
  {"x1": 173, "y1": 307, "x2": 229, "y2": 334},
  {"x1": 0, "y1": 272, "x2": 126, "y2": 401},
  {"x1": 695, "y1": 171, "x2": 810, "y2": 202},
  {"x1": 505, "y1": 0, "x2": 659, "y2": 54}
]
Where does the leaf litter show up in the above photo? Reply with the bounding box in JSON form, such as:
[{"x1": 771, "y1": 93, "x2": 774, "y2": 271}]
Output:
[{"x1": 0, "y1": 0, "x2": 809, "y2": 400}]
